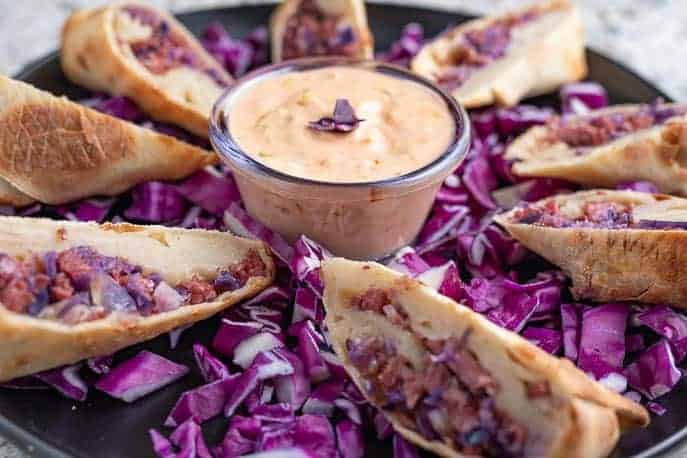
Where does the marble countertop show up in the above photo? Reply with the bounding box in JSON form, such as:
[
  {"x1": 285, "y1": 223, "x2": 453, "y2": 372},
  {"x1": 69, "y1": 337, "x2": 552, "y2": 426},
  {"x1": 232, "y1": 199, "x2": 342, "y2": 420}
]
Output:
[{"x1": 0, "y1": 0, "x2": 686, "y2": 457}]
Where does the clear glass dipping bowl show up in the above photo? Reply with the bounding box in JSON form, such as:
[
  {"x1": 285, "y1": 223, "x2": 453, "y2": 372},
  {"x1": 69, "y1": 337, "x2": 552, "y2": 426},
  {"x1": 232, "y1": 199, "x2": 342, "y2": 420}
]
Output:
[{"x1": 210, "y1": 58, "x2": 471, "y2": 260}]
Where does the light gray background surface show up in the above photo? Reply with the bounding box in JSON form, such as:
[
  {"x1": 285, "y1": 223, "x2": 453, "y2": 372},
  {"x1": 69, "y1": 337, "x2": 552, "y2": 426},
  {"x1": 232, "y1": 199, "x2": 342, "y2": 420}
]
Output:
[{"x1": 0, "y1": 0, "x2": 685, "y2": 456}]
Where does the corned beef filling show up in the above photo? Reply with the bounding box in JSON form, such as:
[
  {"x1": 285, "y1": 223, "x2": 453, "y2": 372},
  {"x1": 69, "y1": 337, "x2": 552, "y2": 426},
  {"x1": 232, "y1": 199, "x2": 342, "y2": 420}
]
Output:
[
  {"x1": 511, "y1": 200, "x2": 637, "y2": 228},
  {"x1": 351, "y1": 288, "x2": 409, "y2": 329},
  {"x1": 512, "y1": 200, "x2": 633, "y2": 228},
  {"x1": 347, "y1": 289, "x2": 527, "y2": 457},
  {"x1": 281, "y1": 0, "x2": 361, "y2": 60},
  {"x1": 548, "y1": 104, "x2": 687, "y2": 150},
  {"x1": 437, "y1": 10, "x2": 537, "y2": 91},
  {"x1": 512, "y1": 199, "x2": 687, "y2": 230},
  {"x1": 122, "y1": 6, "x2": 230, "y2": 86},
  {"x1": 0, "y1": 247, "x2": 266, "y2": 324}
]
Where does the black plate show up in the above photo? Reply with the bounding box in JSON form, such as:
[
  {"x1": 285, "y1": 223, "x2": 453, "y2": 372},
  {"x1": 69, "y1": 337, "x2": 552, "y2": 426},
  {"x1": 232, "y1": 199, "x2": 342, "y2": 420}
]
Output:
[{"x1": 5, "y1": 3, "x2": 683, "y2": 458}]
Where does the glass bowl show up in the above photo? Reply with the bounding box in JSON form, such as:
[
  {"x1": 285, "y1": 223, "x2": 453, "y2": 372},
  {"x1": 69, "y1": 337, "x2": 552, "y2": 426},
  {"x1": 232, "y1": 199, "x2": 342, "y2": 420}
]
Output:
[{"x1": 210, "y1": 58, "x2": 471, "y2": 260}]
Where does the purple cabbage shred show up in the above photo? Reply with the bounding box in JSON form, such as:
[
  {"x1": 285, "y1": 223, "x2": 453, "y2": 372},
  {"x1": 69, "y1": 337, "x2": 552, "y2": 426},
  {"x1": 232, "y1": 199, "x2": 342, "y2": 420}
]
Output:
[
  {"x1": 95, "y1": 351, "x2": 189, "y2": 403},
  {"x1": 4, "y1": 22, "x2": 684, "y2": 458},
  {"x1": 308, "y1": 99, "x2": 364, "y2": 133},
  {"x1": 378, "y1": 23, "x2": 424, "y2": 67}
]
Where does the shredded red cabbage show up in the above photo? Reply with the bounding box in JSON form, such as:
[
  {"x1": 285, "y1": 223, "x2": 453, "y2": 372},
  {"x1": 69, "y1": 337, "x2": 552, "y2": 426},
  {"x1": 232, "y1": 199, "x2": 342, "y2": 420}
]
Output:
[
  {"x1": 485, "y1": 282, "x2": 538, "y2": 333},
  {"x1": 374, "y1": 411, "x2": 393, "y2": 440},
  {"x1": 124, "y1": 182, "x2": 188, "y2": 223},
  {"x1": 522, "y1": 327, "x2": 562, "y2": 355},
  {"x1": 175, "y1": 168, "x2": 241, "y2": 216},
  {"x1": 4, "y1": 21, "x2": 684, "y2": 458},
  {"x1": 577, "y1": 304, "x2": 630, "y2": 389},
  {"x1": 336, "y1": 419, "x2": 364, "y2": 458},
  {"x1": 616, "y1": 181, "x2": 659, "y2": 194},
  {"x1": 242, "y1": 286, "x2": 291, "y2": 308},
  {"x1": 392, "y1": 434, "x2": 420, "y2": 458},
  {"x1": 246, "y1": 449, "x2": 318, "y2": 457},
  {"x1": 202, "y1": 23, "x2": 268, "y2": 78},
  {"x1": 561, "y1": 303, "x2": 585, "y2": 361},
  {"x1": 274, "y1": 349, "x2": 311, "y2": 411},
  {"x1": 290, "y1": 235, "x2": 331, "y2": 297},
  {"x1": 414, "y1": 260, "x2": 458, "y2": 292},
  {"x1": 225, "y1": 202, "x2": 294, "y2": 264},
  {"x1": 212, "y1": 318, "x2": 263, "y2": 358},
  {"x1": 634, "y1": 305, "x2": 687, "y2": 362},
  {"x1": 165, "y1": 374, "x2": 240, "y2": 427},
  {"x1": 417, "y1": 204, "x2": 470, "y2": 246},
  {"x1": 495, "y1": 105, "x2": 554, "y2": 137},
  {"x1": 334, "y1": 397, "x2": 362, "y2": 424},
  {"x1": 214, "y1": 416, "x2": 260, "y2": 456},
  {"x1": 57, "y1": 197, "x2": 115, "y2": 223},
  {"x1": 560, "y1": 82, "x2": 609, "y2": 114},
  {"x1": 35, "y1": 364, "x2": 88, "y2": 401},
  {"x1": 180, "y1": 205, "x2": 219, "y2": 230},
  {"x1": 149, "y1": 429, "x2": 176, "y2": 458},
  {"x1": 256, "y1": 414, "x2": 337, "y2": 455},
  {"x1": 377, "y1": 23, "x2": 424, "y2": 68},
  {"x1": 625, "y1": 340, "x2": 682, "y2": 400},
  {"x1": 647, "y1": 401, "x2": 667, "y2": 416},
  {"x1": 193, "y1": 343, "x2": 231, "y2": 383},
  {"x1": 170, "y1": 418, "x2": 213, "y2": 458},
  {"x1": 387, "y1": 246, "x2": 430, "y2": 277},
  {"x1": 86, "y1": 355, "x2": 113, "y2": 375},
  {"x1": 292, "y1": 287, "x2": 322, "y2": 325},
  {"x1": 95, "y1": 351, "x2": 189, "y2": 403},
  {"x1": 88, "y1": 95, "x2": 143, "y2": 122},
  {"x1": 302, "y1": 379, "x2": 342, "y2": 417},
  {"x1": 233, "y1": 333, "x2": 285, "y2": 369},
  {"x1": 288, "y1": 320, "x2": 329, "y2": 383}
]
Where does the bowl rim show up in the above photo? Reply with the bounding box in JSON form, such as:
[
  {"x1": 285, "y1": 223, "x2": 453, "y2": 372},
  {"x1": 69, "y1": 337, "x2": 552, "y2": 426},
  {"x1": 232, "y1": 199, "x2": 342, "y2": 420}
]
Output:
[{"x1": 209, "y1": 57, "x2": 471, "y2": 190}]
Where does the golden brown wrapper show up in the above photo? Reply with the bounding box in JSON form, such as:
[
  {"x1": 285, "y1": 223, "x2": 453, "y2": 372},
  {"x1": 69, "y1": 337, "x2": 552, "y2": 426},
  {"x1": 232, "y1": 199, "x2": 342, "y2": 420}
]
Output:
[
  {"x1": 0, "y1": 217, "x2": 274, "y2": 381},
  {"x1": 323, "y1": 257, "x2": 648, "y2": 458}
]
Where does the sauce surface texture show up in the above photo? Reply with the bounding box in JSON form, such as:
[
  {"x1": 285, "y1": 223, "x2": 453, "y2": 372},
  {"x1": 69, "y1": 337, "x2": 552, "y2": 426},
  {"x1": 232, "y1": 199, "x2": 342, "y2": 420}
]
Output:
[{"x1": 228, "y1": 67, "x2": 456, "y2": 182}]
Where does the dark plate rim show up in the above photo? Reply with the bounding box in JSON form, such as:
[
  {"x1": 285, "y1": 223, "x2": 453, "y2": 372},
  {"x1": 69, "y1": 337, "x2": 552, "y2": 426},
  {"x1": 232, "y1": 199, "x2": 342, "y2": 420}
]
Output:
[
  {"x1": 14, "y1": 47, "x2": 673, "y2": 103},
  {"x1": 3, "y1": 4, "x2": 678, "y2": 458}
]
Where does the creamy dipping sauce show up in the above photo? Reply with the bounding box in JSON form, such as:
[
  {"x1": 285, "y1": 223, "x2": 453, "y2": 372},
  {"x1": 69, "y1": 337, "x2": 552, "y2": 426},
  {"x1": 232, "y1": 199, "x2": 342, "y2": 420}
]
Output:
[
  {"x1": 227, "y1": 66, "x2": 456, "y2": 182},
  {"x1": 211, "y1": 61, "x2": 469, "y2": 259}
]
